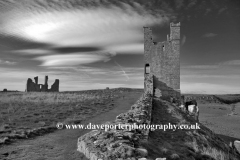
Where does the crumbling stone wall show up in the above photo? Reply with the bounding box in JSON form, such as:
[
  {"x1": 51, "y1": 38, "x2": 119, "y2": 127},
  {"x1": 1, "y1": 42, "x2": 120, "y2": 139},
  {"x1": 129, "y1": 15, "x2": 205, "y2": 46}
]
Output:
[
  {"x1": 49, "y1": 79, "x2": 59, "y2": 92},
  {"x1": 144, "y1": 74, "x2": 153, "y2": 95},
  {"x1": 25, "y1": 76, "x2": 59, "y2": 92},
  {"x1": 144, "y1": 22, "x2": 181, "y2": 103},
  {"x1": 26, "y1": 78, "x2": 40, "y2": 92},
  {"x1": 77, "y1": 75, "x2": 153, "y2": 159}
]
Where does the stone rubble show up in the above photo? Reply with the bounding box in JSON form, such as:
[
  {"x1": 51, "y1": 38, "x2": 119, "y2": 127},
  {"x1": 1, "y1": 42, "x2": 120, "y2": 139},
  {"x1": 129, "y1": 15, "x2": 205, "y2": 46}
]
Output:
[
  {"x1": 77, "y1": 93, "x2": 152, "y2": 159},
  {"x1": 77, "y1": 75, "x2": 154, "y2": 160},
  {"x1": 77, "y1": 75, "x2": 167, "y2": 160}
]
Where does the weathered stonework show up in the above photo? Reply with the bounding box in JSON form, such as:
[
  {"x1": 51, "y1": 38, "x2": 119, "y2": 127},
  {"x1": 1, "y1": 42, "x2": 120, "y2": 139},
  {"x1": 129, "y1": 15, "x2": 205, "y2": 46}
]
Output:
[
  {"x1": 144, "y1": 22, "x2": 181, "y2": 103},
  {"x1": 77, "y1": 87, "x2": 153, "y2": 159},
  {"x1": 50, "y1": 79, "x2": 60, "y2": 92},
  {"x1": 25, "y1": 76, "x2": 59, "y2": 92}
]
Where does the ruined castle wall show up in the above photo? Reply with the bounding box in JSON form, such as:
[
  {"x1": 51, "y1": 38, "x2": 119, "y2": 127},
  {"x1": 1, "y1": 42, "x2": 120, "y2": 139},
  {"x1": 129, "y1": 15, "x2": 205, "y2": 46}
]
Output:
[
  {"x1": 25, "y1": 76, "x2": 59, "y2": 92},
  {"x1": 144, "y1": 23, "x2": 180, "y2": 102},
  {"x1": 26, "y1": 78, "x2": 40, "y2": 92},
  {"x1": 143, "y1": 27, "x2": 153, "y2": 91},
  {"x1": 77, "y1": 75, "x2": 153, "y2": 159},
  {"x1": 41, "y1": 84, "x2": 48, "y2": 92},
  {"x1": 49, "y1": 79, "x2": 59, "y2": 92},
  {"x1": 169, "y1": 22, "x2": 180, "y2": 91},
  {"x1": 143, "y1": 27, "x2": 153, "y2": 65}
]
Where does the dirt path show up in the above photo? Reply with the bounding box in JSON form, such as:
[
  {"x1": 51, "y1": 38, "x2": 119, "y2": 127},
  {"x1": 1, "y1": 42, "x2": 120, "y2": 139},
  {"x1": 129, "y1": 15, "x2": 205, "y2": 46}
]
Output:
[{"x1": 0, "y1": 92, "x2": 142, "y2": 160}]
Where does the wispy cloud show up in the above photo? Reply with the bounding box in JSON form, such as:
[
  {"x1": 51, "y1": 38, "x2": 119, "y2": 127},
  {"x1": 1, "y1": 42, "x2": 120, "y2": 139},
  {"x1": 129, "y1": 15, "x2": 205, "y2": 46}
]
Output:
[
  {"x1": 218, "y1": 7, "x2": 227, "y2": 15},
  {"x1": 220, "y1": 60, "x2": 240, "y2": 66},
  {"x1": 187, "y1": 0, "x2": 198, "y2": 8},
  {"x1": 181, "y1": 65, "x2": 219, "y2": 69},
  {"x1": 182, "y1": 59, "x2": 240, "y2": 70},
  {"x1": 0, "y1": 59, "x2": 16, "y2": 65},
  {"x1": 12, "y1": 49, "x2": 53, "y2": 55},
  {"x1": 202, "y1": 33, "x2": 218, "y2": 38},
  {"x1": 34, "y1": 52, "x2": 113, "y2": 67},
  {"x1": 0, "y1": 1, "x2": 169, "y2": 56},
  {"x1": 181, "y1": 74, "x2": 240, "y2": 79},
  {"x1": 181, "y1": 35, "x2": 186, "y2": 46},
  {"x1": 181, "y1": 82, "x2": 240, "y2": 94},
  {"x1": 114, "y1": 61, "x2": 130, "y2": 81},
  {"x1": 204, "y1": 8, "x2": 212, "y2": 15},
  {"x1": 107, "y1": 43, "x2": 144, "y2": 54}
]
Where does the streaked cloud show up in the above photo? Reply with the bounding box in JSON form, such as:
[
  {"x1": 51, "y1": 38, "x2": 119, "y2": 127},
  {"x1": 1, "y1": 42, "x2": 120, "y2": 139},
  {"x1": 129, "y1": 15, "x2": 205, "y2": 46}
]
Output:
[
  {"x1": 202, "y1": 33, "x2": 218, "y2": 38},
  {"x1": 0, "y1": 59, "x2": 16, "y2": 65},
  {"x1": 218, "y1": 7, "x2": 227, "y2": 15},
  {"x1": 182, "y1": 59, "x2": 240, "y2": 70},
  {"x1": 12, "y1": 49, "x2": 53, "y2": 55},
  {"x1": 181, "y1": 74, "x2": 240, "y2": 79},
  {"x1": 0, "y1": 1, "x2": 169, "y2": 56},
  {"x1": 34, "y1": 52, "x2": 113, "y2": 67},
  {"x1": 107, "y1": 43, "x2": 144, "y2": 54},
  {"x1": 220, "y1": 60, "x2": 240, "y2": 66},
  {"x1": 187, "y1": 0, "x2": 198, "y2": 8},
  {"x1": 181, "y1": 35, "x2": 186, "y2": 46},
  {"x1": 181, "y1": 65, "x2": 219, "y2": 69}
]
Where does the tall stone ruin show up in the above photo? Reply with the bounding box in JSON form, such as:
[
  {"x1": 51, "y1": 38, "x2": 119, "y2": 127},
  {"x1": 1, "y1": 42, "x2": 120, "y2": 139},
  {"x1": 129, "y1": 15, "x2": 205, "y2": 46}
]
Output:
[
  {"x1": 144, "y1": 22, "x2": 181, "y2": 102},
  {"x1": 25, "y1": 75, "x2": 59, "y2": 92},
  {"x1": 41, "y1": 76, "x2": 48, "y2": 92},
  {"x1": 50, "y1": 79, "x2": 59, "y2": 92}
]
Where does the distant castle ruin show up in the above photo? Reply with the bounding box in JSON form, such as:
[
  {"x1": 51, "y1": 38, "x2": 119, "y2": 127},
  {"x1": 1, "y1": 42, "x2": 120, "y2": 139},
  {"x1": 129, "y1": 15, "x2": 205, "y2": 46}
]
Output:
[
  {"x1": 144, "y1": 22, "x2": 181, "y2": 102},
  {"x1": 25, "y1": 76, "x2": 59, "y2": 92}
]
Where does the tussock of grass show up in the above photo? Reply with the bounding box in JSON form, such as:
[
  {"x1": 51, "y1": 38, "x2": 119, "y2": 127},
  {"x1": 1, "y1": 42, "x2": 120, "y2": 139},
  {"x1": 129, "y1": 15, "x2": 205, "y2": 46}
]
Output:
[{"x1": 201, "y1": 147, "x2": 227, "y2": 160}]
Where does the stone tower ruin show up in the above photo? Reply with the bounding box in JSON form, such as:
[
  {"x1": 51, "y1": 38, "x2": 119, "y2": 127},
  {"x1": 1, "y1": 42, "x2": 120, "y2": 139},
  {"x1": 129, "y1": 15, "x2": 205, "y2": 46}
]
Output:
[
  {"x1": 144, "y1": 22, "x2": 181, "y2": 102},
  {"x1": 25, "y1": 76, "x2": 59, "y2": 92}
]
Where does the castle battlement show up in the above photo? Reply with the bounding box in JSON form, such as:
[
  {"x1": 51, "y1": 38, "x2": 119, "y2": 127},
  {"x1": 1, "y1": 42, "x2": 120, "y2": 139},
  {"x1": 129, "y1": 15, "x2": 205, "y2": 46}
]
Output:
[
  {"x1": 144, "y1": 22, "x2": 181, "y2": 102},
  {"x1": 170, "y1": 22, "x2": 180, "y2": 27}
]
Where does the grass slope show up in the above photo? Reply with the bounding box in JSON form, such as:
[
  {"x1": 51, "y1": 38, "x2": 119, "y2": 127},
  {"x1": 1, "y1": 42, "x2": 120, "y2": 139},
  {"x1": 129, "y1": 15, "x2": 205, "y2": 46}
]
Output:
[{"x1": 142, "y1": 98, "x2": 240, "y2": 160}]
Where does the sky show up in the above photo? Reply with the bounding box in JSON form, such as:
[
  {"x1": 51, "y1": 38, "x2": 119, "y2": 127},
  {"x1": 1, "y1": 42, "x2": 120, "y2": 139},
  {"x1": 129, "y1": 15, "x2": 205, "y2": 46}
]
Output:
[{"x1": 0, "y1": 0, "x2": 240, "y2": 94}]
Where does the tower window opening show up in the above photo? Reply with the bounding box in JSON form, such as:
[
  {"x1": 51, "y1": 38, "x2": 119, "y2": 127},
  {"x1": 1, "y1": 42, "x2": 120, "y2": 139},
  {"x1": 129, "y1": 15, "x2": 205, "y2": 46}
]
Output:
[{"x1": 145, "y1": 64, "x2": 150, "y2": 74}]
